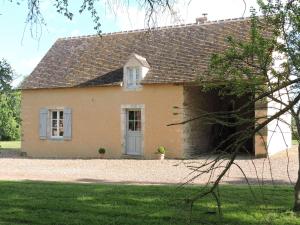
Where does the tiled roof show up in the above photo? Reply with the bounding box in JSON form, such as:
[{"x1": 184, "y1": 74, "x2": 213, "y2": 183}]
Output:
[{"x1": 20, "y1": 17, "x2": 253, "y2": 89}]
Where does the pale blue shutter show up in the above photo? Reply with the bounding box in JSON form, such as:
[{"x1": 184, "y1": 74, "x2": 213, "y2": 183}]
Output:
[
  {"x1": 63, "y1": 108, "x2": 72, "y2": 140},
  {"x1": 39, "y1": 108, "x2": 48, "y2": 140}
]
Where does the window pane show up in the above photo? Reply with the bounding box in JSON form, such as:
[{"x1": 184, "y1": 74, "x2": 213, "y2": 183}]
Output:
[
  {"x1": 59, "y1": 119, "x2": 63, "y2": 128},
  {"x1": 128, "y1": 68, "x2": 132, "y2": 75},
  {"x1": 128, "y1": 121, "x2": 135, "y2": 131},
  {"x1": 135, "y1": 111, "x2": 141, "y2": 121},
  {"x1": 59, "y1": 127, "x2": 64, "y2": 137},
  {"x1": 128, "y1": 111, "x2": 134, "y2": 120},
  {"x1": 52, "y1": 111, "x2": 57, "y2": 119},
  {"x1": 135, "y1": 121, "x2": 141, "y2": 131},
  {"x1": 52, "y1": 119, "x2": 57, "y2": 128},
  {"x1": 52, "y1": 128, "x2": 58, "y2": 136},
  {"x1": 59, "y1": 111, "x2": 64, "y2": 119},
  {"x1": 127, "y1": 68, "x2": 133, "y2": 85},
  {"x1": 132, "y1": 68, "x2": 136, "y2": 85},
  {"x1": 135, "y1": 68, "x2": 140, "y2": 84}
]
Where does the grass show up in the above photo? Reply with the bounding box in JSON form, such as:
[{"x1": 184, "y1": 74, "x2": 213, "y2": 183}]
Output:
[
  {"x1": 292, "y1": 139, "x2": 299, "y2": 145},
  {"x1": 0, "y1": 141, "x2": 20, "y2": 149},
  {"x1": 0, "y1": 181, "x2": 298, "y2": 225}
]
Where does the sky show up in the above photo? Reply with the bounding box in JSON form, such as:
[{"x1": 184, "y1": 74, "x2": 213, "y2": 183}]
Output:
[{"x1": 0, "y1": 0, "x2": 259, "y2": 87}]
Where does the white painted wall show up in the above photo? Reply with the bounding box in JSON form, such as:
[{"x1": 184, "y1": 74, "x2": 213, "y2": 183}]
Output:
[
  {"x1": 267, "y1": 49, "x2": 292, "y2": 155},
  {"x1": 267, "y1": 95, "x2": 292, "y2": 155}
]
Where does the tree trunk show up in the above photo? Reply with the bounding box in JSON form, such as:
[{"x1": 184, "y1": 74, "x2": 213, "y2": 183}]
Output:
[{"x1": 294, "y1": 136, "x2": 300, "y2": 212}]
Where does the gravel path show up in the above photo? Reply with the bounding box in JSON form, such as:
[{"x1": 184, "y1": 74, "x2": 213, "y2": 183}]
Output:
[{"x1": 0, "y1": 146, "x2": 298, "y2": 185}]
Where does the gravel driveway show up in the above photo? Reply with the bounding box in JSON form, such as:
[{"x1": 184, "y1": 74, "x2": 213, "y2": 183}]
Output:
[{"x1": 0, "y1": 146, "x2": 298, "y2": 185}]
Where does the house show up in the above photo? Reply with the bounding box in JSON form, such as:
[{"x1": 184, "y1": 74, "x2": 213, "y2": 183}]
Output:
[{"x1": 20, "y1": 17, "x2": 292, "y2": 159}]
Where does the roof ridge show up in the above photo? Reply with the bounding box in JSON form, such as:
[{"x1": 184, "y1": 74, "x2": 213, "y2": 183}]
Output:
[{"x1": 59, "y1": 16, "x2": 251, "y2": 40}]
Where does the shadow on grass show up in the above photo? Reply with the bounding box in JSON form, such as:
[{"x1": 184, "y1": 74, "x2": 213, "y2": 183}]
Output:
[
  {"x1": 223, "y1": 177, "x2": 295, "y2": 185},
  {"x1": 75, "y1": 177, "x2": 296, "y2": 185},
  {"x1": 0, "y1": 181, "x2": 298, "y2": 225}
]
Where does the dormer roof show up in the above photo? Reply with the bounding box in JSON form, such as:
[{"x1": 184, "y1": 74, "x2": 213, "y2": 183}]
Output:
[{"x1": 125, "y1": 53, "x2": 150, "y2": 68}]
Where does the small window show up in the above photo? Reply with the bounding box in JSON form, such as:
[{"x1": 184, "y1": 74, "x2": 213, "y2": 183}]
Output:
[
  {"x1": 126, "y1": 67, "x2": 140, "y2": 88},
  {"x1": 51, "y1": 110, "x2": 64, "y2": 138}
]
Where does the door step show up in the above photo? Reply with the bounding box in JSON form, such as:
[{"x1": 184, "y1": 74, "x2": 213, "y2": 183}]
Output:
[{"x1": 122, "y1": 154, "x2": 143, "y2": 159}]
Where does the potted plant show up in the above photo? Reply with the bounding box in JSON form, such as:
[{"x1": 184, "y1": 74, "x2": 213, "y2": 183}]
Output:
[
  {"x1": 157, "y1": 146, "x2": 166, "y2": 160},
  {"x1": 98, "y1": 147, "x2": 106, "y2": 159}
]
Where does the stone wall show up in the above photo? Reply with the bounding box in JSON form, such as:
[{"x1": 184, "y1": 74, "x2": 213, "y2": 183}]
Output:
[
  {"x1": 183, "y1": 86, "x2": 221, "y2": 157},
  {"x1": 183, "y1": 85, "x2": 255, "y2": 157}
]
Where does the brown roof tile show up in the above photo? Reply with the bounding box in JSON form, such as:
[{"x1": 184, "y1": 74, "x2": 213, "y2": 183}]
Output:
[{"x1": 20, "y1": 17, "x2": 253, "y2": 89}]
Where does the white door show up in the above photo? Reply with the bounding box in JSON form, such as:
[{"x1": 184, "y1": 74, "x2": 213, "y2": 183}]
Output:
[{"x1": 125, "y1": 109, "x2": 142, "y2": 155}]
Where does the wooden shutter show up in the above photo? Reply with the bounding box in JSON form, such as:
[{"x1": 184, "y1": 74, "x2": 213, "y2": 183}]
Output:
[
  {"x1": 39, "y1": 108, "x2": 48, "y2": 140},
  {"x1": 63, "y1": 108, "x2": 72, "y2": 140}
]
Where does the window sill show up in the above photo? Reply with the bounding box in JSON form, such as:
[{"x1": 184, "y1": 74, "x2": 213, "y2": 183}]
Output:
[
  {"x1": 123, "y1": 85, "x2": 143, "y2": 91},
  {"x1": 49, "y1": 137, "x2": 64, "y2": 141}
]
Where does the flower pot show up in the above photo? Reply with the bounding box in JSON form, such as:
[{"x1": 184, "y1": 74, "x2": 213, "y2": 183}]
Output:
[
  {"x1": 159, "y1": 153, "x2": 165, "y2": 160},
  {"x1": 99, "y1": 153, "x2": 105, "y2": 159}
]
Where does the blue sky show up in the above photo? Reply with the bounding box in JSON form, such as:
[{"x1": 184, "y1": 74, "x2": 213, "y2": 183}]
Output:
[{"x1": 0, "y1": 0, "x2": 258, "y2": 86}]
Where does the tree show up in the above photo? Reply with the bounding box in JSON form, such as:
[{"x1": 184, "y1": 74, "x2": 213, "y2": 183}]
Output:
[
  {"x1": 0, "y1": 59, "x2": 20, "y2": 141},
  {"x1": 173, "y1": 0, "x2": 300, "y2": 213},
  {"x1": 0, "y1": 92, "x2": 21, "y2": 141},
  {"x1": 0, "y1": 59, "x2": 13, "y2": 93}
]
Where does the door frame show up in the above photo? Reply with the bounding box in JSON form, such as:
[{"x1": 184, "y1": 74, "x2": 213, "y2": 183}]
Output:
[{"x1": 121, "y1": 104, "x2": 145, "y2": 155}]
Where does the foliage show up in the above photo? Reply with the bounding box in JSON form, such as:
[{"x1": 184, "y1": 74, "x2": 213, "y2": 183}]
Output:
[
  {"x1": 0, "y1": 59, "x2": 13, "y2": 93},
  {"x1": 8, "y1": 0, "x2": 175, "y2": 36},
  {"x1": 0, "y1": 92, "x2": 21, "y2": 141},
  {"x1": 98, "y1": 147, "x2": 106, "y2": 154},
  {"x1": 157, "y1": 146, "x2": 166, "y2": 154},
  {"x1": 0, "y1": 181, "x2": 297, "y2": 225},
  {"x1": 0, "y1": 59, "x2": 19, "y2": 141}
]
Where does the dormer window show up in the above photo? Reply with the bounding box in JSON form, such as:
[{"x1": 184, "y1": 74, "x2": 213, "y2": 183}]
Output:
[
  {"x1": 126, "y1": 67, "x2": 141, "y2": 88},
  {"x1": 123, "y1": 53, "x2": 150, "y2": 91}
]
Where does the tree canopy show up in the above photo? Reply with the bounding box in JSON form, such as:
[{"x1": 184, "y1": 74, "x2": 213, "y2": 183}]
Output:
[
  {"x1": 0, "y1": 91, "x2": 21, "y2": 141},
  {"x1": 0, "y1": 59, "x2": 13, "y2": 93},
  {"x1": 0, "y1": 59, "x2": 20, "y2": 141}
]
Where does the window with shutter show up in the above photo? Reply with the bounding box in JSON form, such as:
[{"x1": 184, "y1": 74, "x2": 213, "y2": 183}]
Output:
[{"x1": 39, "y1": 107, "x2": 72, "y2": 141}]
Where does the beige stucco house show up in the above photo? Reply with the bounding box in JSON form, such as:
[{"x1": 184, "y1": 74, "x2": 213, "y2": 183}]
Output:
[{"x1": 20, "y1": 17, "x2": 291, "y2": 159}]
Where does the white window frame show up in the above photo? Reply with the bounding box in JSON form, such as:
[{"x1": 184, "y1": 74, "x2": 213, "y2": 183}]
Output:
[
  {"x1": 50, "y1": 109, "x2": 64, "y2": 139},
  {"x1": 126, "y1": 67, "x2": 141, "y2": 89}
]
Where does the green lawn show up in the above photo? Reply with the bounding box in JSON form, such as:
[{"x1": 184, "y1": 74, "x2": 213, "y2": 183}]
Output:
[
  {"x1": 0, "y1": 141, "x2": 20, "y2": 149},
  {"x1": 0, "y1": 181, "x2": 298, "y2": 225},
  {"x1": 292, "y1": 139, "x2": 299, "y2": 145}
]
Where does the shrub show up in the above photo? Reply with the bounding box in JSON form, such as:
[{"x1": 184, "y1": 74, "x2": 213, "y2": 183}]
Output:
[
  {"x1": 157, "y1": 146, "x2": 166, "y2": 154},
  {"x1": 98, "y1": 148, "x2": 106, "y2": 154}
]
